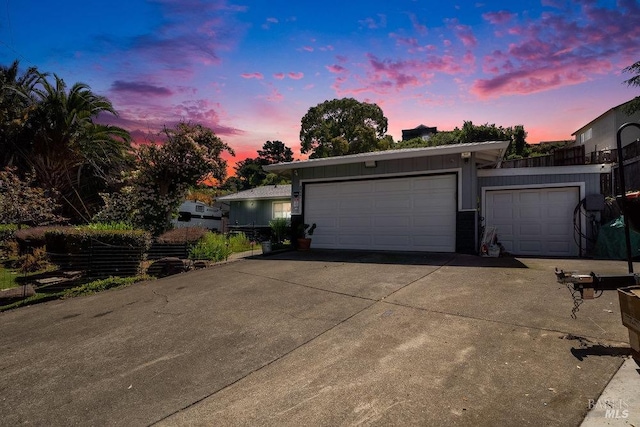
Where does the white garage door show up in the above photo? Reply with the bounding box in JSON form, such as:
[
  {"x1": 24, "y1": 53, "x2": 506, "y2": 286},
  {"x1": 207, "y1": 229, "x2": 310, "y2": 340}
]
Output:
[
  {"x1": 304, "y1": 174, "x2": 457, "y2": 252},
  {"x1": 484, "y1": 187, "x2": 579, "y2": 257}
]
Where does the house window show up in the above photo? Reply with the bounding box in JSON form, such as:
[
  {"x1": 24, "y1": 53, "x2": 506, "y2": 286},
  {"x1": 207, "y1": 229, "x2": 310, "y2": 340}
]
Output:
[
  {"x1": 273, "y1": 201, "x2": 291, "y2": 219},
  {"x1": 580, "y1": 128, "x2": 592, "y2": 144}
]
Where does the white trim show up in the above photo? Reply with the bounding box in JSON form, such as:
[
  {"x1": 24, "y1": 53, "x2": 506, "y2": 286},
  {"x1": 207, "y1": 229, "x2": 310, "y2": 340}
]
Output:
[
  {"x1": 478, "y1": 164, "x2": 611, "y2": 177},
  {"x1": 300, "y1": 168, "x2": 463, "y2": 211},
  {"x1": 264, "y1": 140, "x2": 509, "y2": 171},
  {"x1": 481, "y1": 182, "x2": 586, "y2": 256}
]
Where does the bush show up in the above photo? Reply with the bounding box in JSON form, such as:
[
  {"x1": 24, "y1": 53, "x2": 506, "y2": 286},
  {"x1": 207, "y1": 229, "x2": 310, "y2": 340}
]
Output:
[
  {"x1": 86, "y1": 222, "x2": 136, "y2": 231},
  {"x1": 269, "y1": 218, "x2": 289, "y2": 243},
  {"x1": 14, "y1": 226, "x2": 69, "y2": 253},
  {"x1": 156, "y1": 227, "x2": 209, "y2": 244},
  {"x1": 0, "y1": 224, "x2": 19, "y2": 243},
  {"x1": 189, "y1": 232, "x2": 232, "y2": 261}
]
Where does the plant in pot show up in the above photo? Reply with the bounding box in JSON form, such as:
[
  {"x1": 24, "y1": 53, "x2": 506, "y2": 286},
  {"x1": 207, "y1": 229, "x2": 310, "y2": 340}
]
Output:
[{"x1": 296, "y1": 223, "x2": 316, "y2": 251}]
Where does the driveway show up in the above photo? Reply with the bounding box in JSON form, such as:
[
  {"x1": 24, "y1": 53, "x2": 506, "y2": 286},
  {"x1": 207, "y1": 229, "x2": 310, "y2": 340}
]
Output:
[{"x1": 0, "y1": 251, "x2": 635, "y2": 426}]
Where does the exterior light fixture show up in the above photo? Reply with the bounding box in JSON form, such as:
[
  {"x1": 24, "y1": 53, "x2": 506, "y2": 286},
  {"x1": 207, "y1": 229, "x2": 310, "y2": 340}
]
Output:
[{"x1": 461, "y1": 151, "x2": 471, "y2": 159}]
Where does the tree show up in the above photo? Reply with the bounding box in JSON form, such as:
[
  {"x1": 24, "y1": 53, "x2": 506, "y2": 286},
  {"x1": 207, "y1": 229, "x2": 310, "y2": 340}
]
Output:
[
  {"x1": 234, "y1": 158, "x2": 266, "y2": 190},
  {"x1": 300, "y1": 98, "x2": 389, "y2": 158},
  {"x1": 0, "y1": 167, "x2": 63, "y2": 227},
  {"x1": 94, "y1": 122, "x2": 234, "y2": 235},
  {"x1": 1, "y1": 62, "x2": 133, "y2": 221},
  {"x1": 623, "y1": 60, "x2": 640, "y2": 115},
  {"x1": 257, "y1": 140, "x2": 293, "y2": 164}
]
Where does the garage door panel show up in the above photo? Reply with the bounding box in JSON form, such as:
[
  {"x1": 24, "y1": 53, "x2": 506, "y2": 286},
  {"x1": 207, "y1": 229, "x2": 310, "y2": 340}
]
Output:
[
  {"x1": 306, "y1": 175, "x2": 456, "y2": 252},
  {"x1": 485, "y1": 187, "x2": 579, "y2": 257}
]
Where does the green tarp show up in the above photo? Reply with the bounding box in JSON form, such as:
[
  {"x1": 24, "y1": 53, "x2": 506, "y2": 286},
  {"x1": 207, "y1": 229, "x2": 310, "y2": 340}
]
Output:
[{"x1": 594, "y1": 216, "x2": 640, "y2": 260}]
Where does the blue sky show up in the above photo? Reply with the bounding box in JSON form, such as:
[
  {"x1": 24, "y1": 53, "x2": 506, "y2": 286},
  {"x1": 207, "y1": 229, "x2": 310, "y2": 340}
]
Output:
[{"x1": 1, "y1": 0, "x2": 639, "y2": 164}]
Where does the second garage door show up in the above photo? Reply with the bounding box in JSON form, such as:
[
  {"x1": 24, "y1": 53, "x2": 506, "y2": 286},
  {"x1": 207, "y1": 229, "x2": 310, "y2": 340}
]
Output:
[
  {"x1": 304, "y1": 174, "x2": 457, "y2": 252},
  {"x1": 484, "y1": 186, "x2": 580, "y2": 257}
]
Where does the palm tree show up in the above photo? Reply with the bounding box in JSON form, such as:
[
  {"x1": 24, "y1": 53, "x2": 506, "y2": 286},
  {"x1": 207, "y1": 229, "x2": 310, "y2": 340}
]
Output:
[
  {"x1": 25, "y1": 74, "x2": 133, "y2": 220},
  {"x1": 2, "y1": 63, "x2": 133, "y2": 221}
]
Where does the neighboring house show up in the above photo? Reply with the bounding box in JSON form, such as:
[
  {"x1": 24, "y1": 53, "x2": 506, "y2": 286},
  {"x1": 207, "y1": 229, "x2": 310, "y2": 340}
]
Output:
[
  {"x1": 571, "y1": 99, "x2": 640, "y2": 156},
  {"x1": 402, "y1": 124, "x2": 438, "y2": 141},
  {"x1": 264, "y1": 141, "x2": 611, "y2": 257},
  {"x1": 217, "y1": 185, "x2": 292, "y2": 232}
]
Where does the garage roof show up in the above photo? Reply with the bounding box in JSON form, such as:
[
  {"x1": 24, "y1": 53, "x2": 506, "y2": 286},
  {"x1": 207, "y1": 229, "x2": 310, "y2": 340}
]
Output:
[
  {"x1": 217, "y1": 184, "x2": 291, "y2": 201},
  {"x1": 263, "y1": 140, "x2": 510, "y2": 172}
]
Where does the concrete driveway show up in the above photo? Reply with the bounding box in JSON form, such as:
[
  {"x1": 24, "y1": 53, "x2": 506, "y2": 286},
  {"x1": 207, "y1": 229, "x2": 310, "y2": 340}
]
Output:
[{"x1": 0, "y1": 251, "x2": 635, "y2": 426}]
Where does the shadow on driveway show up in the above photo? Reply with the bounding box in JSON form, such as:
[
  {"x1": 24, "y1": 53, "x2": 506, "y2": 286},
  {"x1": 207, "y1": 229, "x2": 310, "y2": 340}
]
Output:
[{"x1": 250, "y1": 249, "x2": 529, "y2": 268}]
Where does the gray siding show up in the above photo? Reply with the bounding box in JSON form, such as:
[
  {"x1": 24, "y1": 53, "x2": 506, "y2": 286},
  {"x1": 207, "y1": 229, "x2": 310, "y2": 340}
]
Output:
[
  {"x1": 478, "y1": 173, "x2": 603, "y2": 195},
  {"x1": 228, "y1": 198, "x2": 289, "y2": 227}
]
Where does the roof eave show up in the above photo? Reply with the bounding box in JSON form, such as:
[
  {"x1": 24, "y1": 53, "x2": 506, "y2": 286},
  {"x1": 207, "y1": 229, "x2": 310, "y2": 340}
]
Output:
[{"x1": 263, "y1": 141, "x2": 510, "y2": 172}]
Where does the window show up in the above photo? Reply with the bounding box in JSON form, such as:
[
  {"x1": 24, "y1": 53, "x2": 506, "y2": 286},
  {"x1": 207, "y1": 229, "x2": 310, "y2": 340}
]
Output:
[
  {"x1": 580, "y1": 128, "x2": 592, "y2": 144},
  {"x1": 195, "y1": 205, "x2": 205, "y2": 213},
  {"x1": 273, "y1": 201, "x2": 291, "y2": 219}
]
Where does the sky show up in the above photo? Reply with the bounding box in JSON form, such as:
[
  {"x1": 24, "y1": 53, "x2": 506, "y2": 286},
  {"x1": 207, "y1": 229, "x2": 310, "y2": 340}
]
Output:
[{"x1": 1, "y1": 0, "x2": 639, "y2": 171}]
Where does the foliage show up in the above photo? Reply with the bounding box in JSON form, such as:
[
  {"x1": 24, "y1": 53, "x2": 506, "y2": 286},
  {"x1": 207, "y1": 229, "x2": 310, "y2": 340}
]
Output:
[
  {"x1": 0, "y1": 167, "x2": 65, "y2": 227},
  {"x1": 269, "y1": 218, "x2": 289, "y2": 243},
  {"x1": 1, "y1": 61, "x2": 133, "y2": 221},
  {"x1": 297, "y1": 223, "x2": 316, "y2": 238},
  {"x1": 394, "y1": 121, "x2": 529, "y2": 159},
  {"x1": 156, "y1": 227, "x2": 209, "y2": 244},
  {"x1": 227, "y1": 232, "x2": 252, "y2": 252},
  {"x1": 44, "y1": 227, "x2": 152, "y2": 254},
  {"x1": 1, "y1": 275, "x2": 152, "y2": 311},
  {"x1": 62, "y1": 275, "x2": 151, "y2": 298},
  {"x1": 85, "y1": 221, "x2": 136, "y2": 231},
  {"x1": 0, "y1": 224, "x2": 19, "y2": 244},
  {"x1": 16, "y1": 247, "x2": 51, "y2": 273},
  {"x1": 93, "y1": 122, "x2": 234, "y2": 235},
  {"x1": 623, "y1": 60, "x2": 640, "y2": 115},
  {"x1": 227, "y1": 140, "x2": 294, "y2": 191},
  {"x1": 14, "y1": 226, "x2": 68, "y2": 251},
  {"x1": 258, "y1": 140, "x2": 294, "y2": 164},
  {"x1": 300, "y1": 98, "x2": 389, "y2": 158}
]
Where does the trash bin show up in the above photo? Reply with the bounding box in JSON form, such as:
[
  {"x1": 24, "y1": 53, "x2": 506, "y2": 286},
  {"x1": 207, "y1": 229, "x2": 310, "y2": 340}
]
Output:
[{"x1": 261, "y1": 241, "x2": 272, "y2": 255}]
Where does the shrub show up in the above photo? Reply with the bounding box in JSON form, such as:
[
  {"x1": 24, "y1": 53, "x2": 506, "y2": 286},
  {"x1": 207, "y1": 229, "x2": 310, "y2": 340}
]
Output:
[
  {"x1": 17, "y1": 247, "x2": 52, "y2": 273},
  {"x1": 269, "y1": 218, "x2": 289, "y2": 243},
  {"x1": 0, "y1": 224, "x2": 19, "y2": 243},
  {"x1": 14, "y1": 226, "x2": 69, "y2": 253},
  {"x1": 228, "y1": 232, "x2": 252, "y2": 252},
  {"x1": 86, "y1": 222, "x2": 136, "y2": 231},
  {"x1": 189, "y1": 232, "x2": 232, "y2": 261},
  {"x1": 156, "y1": 227, "x2": 209, "y2": 244}
]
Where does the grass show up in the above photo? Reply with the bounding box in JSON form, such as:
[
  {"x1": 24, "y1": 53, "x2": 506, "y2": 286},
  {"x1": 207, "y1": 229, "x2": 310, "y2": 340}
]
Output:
[
  {"x1": 0, "y1": 275, "x2": 152, "y2": 312},
  {"x1": 188, "y1": 232, "x2": 253, "y2": 261}
]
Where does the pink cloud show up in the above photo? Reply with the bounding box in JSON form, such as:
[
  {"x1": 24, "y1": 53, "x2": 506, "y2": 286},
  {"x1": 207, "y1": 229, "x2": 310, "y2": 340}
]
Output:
[
  {"x1": 447, "y1": 19, "x2": 478, "y2": 48},
  {"x1": 110, "y1": 80, "x2": 173, "y2": 97},
  {"x1": 288, "y1": 72, "x2": 304, "y2": 80},
  {"x1": 241, "y1": 72, "x2": 264, "y2": 79},
  {"x1": 302, "y1": 46, "x2": 314, "y2": 52},
  {"x1": 273, "y1": 73, "x2": 285, "y2": 80},
  {"x1": 359, "y1": 14, "x2": 387, "y2": 30},
  {"x1": 408, "y1": 13, "x2": 428, "y2": 35},
  {"x1": 326, "y1": 64, "x2": 347, "y2": 74},
  {"x1": 482, "y1": 10, "x2": 516, "y2": 25},
  {"x1": 472, "y1": 1, "x2": 640, "y2": 98}
]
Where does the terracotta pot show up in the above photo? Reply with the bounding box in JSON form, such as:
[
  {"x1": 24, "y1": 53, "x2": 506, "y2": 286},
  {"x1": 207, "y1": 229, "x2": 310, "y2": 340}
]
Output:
[{"x1": 297, "y1": 238, "x2": 312, "y2": 251}]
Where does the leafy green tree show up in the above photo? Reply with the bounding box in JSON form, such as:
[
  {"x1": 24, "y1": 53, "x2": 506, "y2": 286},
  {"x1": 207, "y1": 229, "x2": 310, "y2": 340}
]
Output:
[
  {"x1": 257, "y1": 140, "x2": 293, "y2": 164},
  {"x1": 95, "y1": 123, "x2": 234, "y2": 235},
  {"x1": 623, "y1": 60, "x2": 640, "y2": 115},
  {"x1": 300, "y1": 98, "x2": 389, "y2": 158},
  {"x1": 234, "y1": 157, "x2": 266, "y2": 190}
]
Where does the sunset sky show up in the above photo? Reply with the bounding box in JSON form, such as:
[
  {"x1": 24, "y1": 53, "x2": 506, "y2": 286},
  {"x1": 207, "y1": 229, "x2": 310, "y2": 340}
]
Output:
[{"x1": 1, "y1": 0, "x2": 639, "y2": 169}]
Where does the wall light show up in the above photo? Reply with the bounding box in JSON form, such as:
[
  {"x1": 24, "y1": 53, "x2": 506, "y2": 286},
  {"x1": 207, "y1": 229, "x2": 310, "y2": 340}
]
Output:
[{"x1": 461, "y1": 151, "x2": 471, "y2": 159}]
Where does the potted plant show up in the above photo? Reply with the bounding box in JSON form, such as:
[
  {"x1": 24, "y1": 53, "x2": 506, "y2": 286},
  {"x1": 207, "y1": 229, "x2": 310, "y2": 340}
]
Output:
[{"x1": 296, "y1": 223, "x2": 316, "y2": 251}]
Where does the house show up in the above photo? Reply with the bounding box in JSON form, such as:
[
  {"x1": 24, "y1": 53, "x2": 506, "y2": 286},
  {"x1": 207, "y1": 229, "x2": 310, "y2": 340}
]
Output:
[
  {"x1": 217, "y1": 185, "x2": 292, "y2": 234},
  {"x1": 264, "y1": 142, "x2": 611, "y2": 257},
  {"x1": 402, "y1": 124, "x2": 438, "y2": 141},
  {"x1": 571, "y1": 99, "x2": 640, "y2": 156}
]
